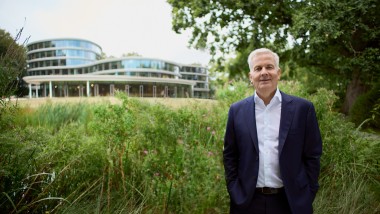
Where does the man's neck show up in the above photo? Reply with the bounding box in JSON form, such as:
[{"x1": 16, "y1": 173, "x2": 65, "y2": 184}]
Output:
[{"x1": 257, "y1": 91, "x2": 276, "y2": 106}]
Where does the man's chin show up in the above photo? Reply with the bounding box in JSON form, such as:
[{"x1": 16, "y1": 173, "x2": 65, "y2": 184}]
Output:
[
  {"x1": 257, "y1": 86, "x2": 276, "y2": 94},
  {"x1": 258, "y1": 83, "x2": 273, "y2": 89}
]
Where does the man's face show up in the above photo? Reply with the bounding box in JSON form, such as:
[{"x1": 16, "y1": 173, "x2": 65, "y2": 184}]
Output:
[{"x1": 249, "y1": 52, "x2": 281, "y2": 98}]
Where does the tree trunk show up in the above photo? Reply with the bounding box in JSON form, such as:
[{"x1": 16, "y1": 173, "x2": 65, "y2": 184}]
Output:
[{"x1": 342, "y1": 72, "x2": 368, "y2": 114}]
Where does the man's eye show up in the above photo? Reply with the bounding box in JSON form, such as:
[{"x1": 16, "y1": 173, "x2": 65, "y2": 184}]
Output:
[
  {"x1": 254, "y1": 67, "x2": 262, "y2": 72},
  {"x1": 267, "y1": 66, "x2": 274, "y2": 70}
]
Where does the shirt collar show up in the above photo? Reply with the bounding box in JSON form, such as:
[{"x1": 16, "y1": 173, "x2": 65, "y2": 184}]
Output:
[{"x1": 254, "y1": 88, "x2": 282, "y2": 104}]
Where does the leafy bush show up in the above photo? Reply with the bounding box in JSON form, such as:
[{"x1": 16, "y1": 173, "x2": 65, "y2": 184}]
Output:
[
  {"x1": 0, "y1": 28, "x2": 28, "y2": 98},
  {"x1": 0, "y1": 81, "x2": 379, "y2": 213},
  {"x1": 350, "y1": 84, "x2": 380, "y2": 129},
  {"x1": 308, "y1": 89, "x2": 380, "y2": 214},
  {"x1": 0, "y1": 125, "x2": 51, "y2": 213}
]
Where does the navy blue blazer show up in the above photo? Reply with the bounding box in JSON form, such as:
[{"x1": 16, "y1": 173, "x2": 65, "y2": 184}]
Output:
[{"x1": 223, "y1": 91, "x2": 322, "y2": 214}]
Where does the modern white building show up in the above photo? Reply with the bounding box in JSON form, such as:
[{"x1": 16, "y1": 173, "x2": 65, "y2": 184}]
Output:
[{"x1": 23, "y1": 38, "x2": 210, "y2": 98}]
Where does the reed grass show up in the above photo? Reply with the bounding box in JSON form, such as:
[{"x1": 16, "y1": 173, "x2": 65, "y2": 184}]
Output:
[{"x1": 0, "y1": 81, "x2": 379, "y2": 213}]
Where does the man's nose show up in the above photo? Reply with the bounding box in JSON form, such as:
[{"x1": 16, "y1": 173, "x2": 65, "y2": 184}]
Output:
[{"x1": 261, "y1": 68, "x2": 269, "y2": 76}]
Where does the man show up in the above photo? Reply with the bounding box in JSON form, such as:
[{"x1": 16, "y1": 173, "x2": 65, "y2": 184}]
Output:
[{"x1": 223, "y1": 48, "x2": 322, "y2": 214}]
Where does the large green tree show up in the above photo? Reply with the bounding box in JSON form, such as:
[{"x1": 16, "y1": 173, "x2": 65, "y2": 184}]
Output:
[
  {"x1": 0, "y1": 28, "x2": 28, "y2": 98},
  {"x1": 168, "y1": 0, "x2": 379, "y2": 113}
]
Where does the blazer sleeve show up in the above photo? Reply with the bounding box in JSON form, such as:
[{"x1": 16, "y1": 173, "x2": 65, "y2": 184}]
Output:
[
  {"x1": 304, "y1": 103, "x2": 323, "y2": 200},
  {"x1": 223, "y1": 105, "x2": 239, "y2": 188}
]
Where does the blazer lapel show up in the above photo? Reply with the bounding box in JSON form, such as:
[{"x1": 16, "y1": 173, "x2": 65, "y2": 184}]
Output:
[
  {"x1": 279, "y1": 92, "x2": 295, "y2": 155},
  {"x1": 244, "y1": 96, "x2": 259, "y2": 155}
]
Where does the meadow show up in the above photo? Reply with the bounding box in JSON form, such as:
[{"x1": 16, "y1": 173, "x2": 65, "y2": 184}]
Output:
[{"x1": 0, "y1": 81, "x2": 379, "y2": 213}]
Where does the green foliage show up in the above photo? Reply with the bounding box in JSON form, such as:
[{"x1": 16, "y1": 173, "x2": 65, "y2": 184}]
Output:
[
  {"x1": 292, "y1": 0, "x2": 379, "y2": 78},
  {"x1": 215, "y1": 80, "x2": 252, "y2": 107},
  {"x1": 0, "y1": 126, "x2": 51, "y2": 213},
  {"x1": 350, "y1": 84, "x2": 380, "y2": 129},
  {"x1": 168, "y1": 0, "x2": 292, "y2": 57},
  {"x1": 168, "y1": 0, "x2": 379, "y2": 116},
  {"x1": 0, "y1": 28, "x2": 28, "y2": 98},
  {"x1": 21, "y1": 102, "x2": 91, "y2": 133},
  {"x1": 307, "y1": 89, "x2": 380, "y2": 214},
  {"x1": 0, "y1": 99, "x2": 19, "y2": 130},
  {"x1": 0, "y1": 82, "x2": 379, "y2": 213},
  {"x1": 168, "y1": 0, "x2": 379, "y2": 83},
  {"x1": 115, "y1": 95, "x2": 227, "y2": 212}
]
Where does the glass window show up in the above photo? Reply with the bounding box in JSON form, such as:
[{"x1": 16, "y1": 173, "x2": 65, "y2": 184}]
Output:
[{"x1": 151, "y1": 60, "x2": 159, "y2": 69}]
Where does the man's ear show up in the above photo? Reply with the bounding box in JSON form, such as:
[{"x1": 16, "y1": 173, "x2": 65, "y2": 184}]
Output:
[{"x1": 277, "y1": 68, "x2": 282, "y2": 80}]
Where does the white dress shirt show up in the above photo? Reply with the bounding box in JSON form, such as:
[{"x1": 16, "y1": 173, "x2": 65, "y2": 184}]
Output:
[{"x1": 254, "y1": 89, "x2": 283, "y2": 188}]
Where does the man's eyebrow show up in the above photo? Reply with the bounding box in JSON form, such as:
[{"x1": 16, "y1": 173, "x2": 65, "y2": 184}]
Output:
[{"x1": 254, "y1": 64, "x2": 273, "y2": 68}]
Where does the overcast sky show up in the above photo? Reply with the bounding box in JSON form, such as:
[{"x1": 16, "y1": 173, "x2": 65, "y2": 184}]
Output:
[{"x1": 0, "y1": 0, "x2": 212, "y2": 65}]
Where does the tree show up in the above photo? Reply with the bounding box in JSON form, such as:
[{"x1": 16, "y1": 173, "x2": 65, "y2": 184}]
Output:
[
  {"x1": 168, "y1": 0, "x2": 379, "y2": 113},
  {"x1": 291, "y1": 0, "x2": 379, "y2": 113},
  {"x1": 0, "y1": 28, "x2": 28, "y2": 98}
]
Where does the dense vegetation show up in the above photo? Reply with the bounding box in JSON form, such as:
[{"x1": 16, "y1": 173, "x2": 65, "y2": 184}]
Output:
[
  {"x1": 0, "y1": 28, "x2": 28, "y2": 98},
  {"x1": 168, "y1": 0, "x2": 380, "y2": 116},
  {"x1": 1, "y1": 81, "x2": 379, "y2": 213}
]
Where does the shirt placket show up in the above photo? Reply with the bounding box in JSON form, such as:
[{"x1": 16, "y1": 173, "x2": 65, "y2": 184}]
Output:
[{"x1": 263, "y1": 105, "x2": 269, "y2": 185}]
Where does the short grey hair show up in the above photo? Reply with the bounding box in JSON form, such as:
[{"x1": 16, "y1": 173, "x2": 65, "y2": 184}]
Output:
[{"x1": 247, "y1": 48, "x2": 280, "y2": 71}]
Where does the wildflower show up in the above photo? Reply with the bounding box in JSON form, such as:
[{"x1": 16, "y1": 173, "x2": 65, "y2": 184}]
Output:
[
  {"x1": 211, "y1": 131, "x2": 216, "y2": 135},
  {"x1": 207, "y1": 127, "x2": 211, "y2": 131}
]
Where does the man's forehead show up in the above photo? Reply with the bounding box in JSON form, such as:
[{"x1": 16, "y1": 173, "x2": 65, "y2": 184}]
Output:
[{"x1": 253, "y1": 61, "x2": 275, "y2": 67}]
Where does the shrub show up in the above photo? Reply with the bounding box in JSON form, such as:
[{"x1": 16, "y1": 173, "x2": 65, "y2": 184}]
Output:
[
  {"x1": 1, "y1": 81, "x2": 379, "y2": 213},
  {"x1": 0, "y1": 126, "x2": 51, "y2": 213},
  {"x1": 350, "y1": 84, "x2": 380, "y2": 129}
]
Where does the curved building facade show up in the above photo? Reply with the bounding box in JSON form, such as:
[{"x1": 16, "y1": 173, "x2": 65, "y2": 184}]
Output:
[{"x1": 23, "y1": 38, "x2": 210, "y2": 99}]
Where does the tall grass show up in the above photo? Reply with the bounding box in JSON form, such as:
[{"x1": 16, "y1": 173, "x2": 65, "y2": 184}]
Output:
[
  {"x1": 0, "y1": 81, "x2": 379, "y2": 213},
  {"x1": 19, "y1": 102, "x2": 91, "y2": 133}
]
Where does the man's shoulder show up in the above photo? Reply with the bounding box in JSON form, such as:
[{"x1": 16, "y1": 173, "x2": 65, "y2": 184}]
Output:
[{"x1": 231, "y1": 96, "x2": 254, "y2": 108}]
